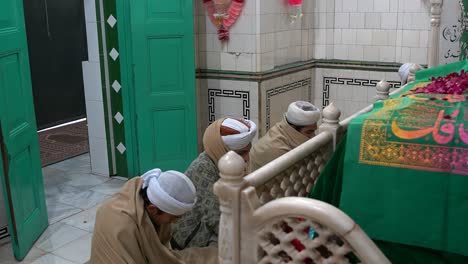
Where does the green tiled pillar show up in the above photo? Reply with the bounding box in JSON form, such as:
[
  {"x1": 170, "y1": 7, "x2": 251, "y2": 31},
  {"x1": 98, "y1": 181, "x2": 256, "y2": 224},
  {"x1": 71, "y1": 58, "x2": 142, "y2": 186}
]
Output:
[{"x1": 95, "y1": 0, "x2": 129, "y2": 177}]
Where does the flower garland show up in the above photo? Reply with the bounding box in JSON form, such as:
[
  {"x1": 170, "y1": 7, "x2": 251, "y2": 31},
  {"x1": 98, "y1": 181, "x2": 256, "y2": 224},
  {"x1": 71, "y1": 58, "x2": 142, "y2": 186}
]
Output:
[
  {"x1": 410, "y1": 70, "x2": 468, "y2": 95},
  {"x1": 204, "y1": 0, "x2": 245, "y2": 41}
]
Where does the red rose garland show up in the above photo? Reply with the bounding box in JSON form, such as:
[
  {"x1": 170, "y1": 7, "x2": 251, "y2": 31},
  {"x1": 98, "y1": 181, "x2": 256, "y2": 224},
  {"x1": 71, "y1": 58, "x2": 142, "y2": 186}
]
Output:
[{"x1": 203, "y1": 0, "x2": 245, "y2": 41}]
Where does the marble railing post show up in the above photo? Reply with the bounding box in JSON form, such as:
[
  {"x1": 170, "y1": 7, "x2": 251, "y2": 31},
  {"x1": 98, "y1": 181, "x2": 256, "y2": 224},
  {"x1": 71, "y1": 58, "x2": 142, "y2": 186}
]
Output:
[
  {"x1": 429, "y1": 0, "x2": 443, "y2": 67},
  {"x1": 374, "y1": 80, "x2": 391, "y2": 101},
  {"x1": 214, "y1": 151, "x2": 245, "y2": 264},
  {"x1": 318, "y1": 103, "x2": 342, "y2": 150}
]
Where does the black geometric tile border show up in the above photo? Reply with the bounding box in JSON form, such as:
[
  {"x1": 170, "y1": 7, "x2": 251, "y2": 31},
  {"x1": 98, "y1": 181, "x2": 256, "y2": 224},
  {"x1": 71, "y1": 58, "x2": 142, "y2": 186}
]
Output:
[
  {"x1": 208, "y1": 89, "x2": 250, "y2": 124},
  {"x1": 0, "y1": 226, "x2": 9, "y2": 240},
  {"x1": 322, "y1": 77, "x2": 401, "y2": 109},
  {"x1": 265, "y1": 78, "x2": 312, "y2": 130}
]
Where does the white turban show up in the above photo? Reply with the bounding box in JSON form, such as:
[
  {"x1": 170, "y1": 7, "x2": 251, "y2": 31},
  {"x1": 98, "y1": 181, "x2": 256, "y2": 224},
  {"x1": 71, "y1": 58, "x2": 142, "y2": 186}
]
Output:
[
  {"x1": 399, "y1": 63, "x2": 413, "y2": 85},
  {"x1": 285, "y1": 101, "x2": 321, "y2": 126},
  {"x1": 141, "y1": 169, "x2": 196, "y2": 216},
  {"x1": 221, "y1": 118, "x2": 257, "y2": 150}
]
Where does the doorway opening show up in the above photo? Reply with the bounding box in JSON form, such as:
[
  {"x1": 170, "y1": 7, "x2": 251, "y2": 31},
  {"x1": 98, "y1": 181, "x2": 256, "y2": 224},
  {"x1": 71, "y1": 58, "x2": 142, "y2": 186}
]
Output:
[{"x1": 0, "y1": 0, "x2": 122, "y2": 261}]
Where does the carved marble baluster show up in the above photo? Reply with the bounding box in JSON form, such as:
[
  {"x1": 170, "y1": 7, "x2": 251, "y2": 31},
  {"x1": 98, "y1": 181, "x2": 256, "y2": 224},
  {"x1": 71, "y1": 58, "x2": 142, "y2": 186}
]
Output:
[
  {"x1": 214, "y1": 151, "x2": 245, "y2": 264},
  {"x1": 318, "y1": 103, "x2": 341, "y2": 150},
  {"x1": 374, "y1": 80, "x2": 391, "y2": 102},
  {"x1": 429, "y1": 0, "x2": 443, "y2": 67}
]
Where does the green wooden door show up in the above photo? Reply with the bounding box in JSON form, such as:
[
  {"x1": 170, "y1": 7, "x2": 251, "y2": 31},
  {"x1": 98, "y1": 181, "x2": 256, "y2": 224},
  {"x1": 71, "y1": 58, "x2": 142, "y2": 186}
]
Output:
[
  {"x1": 0, "y1": 0, "x2": 48, "y2": 260},
  {"x1": 130, "y1": 0, "x2": 198, "y2": 173}
]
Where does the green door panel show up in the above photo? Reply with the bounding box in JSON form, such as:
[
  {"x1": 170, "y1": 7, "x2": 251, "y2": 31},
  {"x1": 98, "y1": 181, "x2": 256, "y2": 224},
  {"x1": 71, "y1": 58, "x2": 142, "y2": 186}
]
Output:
[
  {"x1": 0, "y1": 0, "x2": 48, "y2": 260},
  {"x1": 130, "y1": 0, "x2": 198, "y2": 173}
]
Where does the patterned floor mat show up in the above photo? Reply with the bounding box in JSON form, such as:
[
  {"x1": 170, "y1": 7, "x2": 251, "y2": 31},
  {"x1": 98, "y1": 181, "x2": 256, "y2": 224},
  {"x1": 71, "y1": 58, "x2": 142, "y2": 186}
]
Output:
[{"x1": 39, "y1": 121, "x2": 89, "y2": 167}]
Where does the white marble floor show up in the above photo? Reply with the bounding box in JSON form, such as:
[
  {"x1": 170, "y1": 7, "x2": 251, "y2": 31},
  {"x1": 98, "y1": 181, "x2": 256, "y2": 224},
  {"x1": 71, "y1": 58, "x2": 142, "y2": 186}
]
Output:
[{"x1": 0, "y1": 154, "x2": 126, "y2": 264}]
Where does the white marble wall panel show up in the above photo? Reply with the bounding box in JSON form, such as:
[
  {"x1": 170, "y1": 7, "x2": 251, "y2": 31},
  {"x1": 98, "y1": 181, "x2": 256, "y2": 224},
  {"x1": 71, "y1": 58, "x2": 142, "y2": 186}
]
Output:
[
  {"x1": 197, "y1": 79, "x2": 259, "y2": 149},
  {"x1": 83, "y1": 0, "x2": 109, "y2": 176},
  {"x1": 260, "y1": 70, "x2": 313, "y2": 136},
  {"x1": 333, "y1": 0, "x2": 431, "y2": 64},
  {"x1": 439, "y1": 0, "x2": 462, "y2": 65},
  {"x1": 313, "y1": 68, "x2": 401, "y2": 119}
]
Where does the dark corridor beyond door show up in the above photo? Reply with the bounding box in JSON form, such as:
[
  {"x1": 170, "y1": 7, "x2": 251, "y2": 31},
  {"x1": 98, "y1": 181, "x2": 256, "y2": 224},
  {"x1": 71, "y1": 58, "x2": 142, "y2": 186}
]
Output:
[{"x1": 24, "y1": 0, "x2": 88, "y2": 130}]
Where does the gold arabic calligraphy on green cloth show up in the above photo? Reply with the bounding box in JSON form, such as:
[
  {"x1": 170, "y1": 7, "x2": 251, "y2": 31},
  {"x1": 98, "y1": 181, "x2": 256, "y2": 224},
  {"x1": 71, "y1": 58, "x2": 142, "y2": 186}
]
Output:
[
  {"x1": 359, "y1": 93, "x2": 468, "y2": 175},
  {"x1": 338, "y1": 60, "x2": 468, "y2": 256}
]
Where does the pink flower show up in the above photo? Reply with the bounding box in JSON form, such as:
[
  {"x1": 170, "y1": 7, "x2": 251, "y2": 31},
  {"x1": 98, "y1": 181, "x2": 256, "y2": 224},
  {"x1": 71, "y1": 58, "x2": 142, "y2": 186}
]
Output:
[
  {"x1": 288, "y1": 0, "x2": 302, "y2": 5},
  {"x1": 411, "y1": 70, "x2": 468, "y2": 95}
]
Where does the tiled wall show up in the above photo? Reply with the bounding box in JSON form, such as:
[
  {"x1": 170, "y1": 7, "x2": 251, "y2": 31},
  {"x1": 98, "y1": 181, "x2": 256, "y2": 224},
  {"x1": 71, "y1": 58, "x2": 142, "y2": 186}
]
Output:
[
  {"x1": 82, "y1": 0, "x2": 110, "y2": 176},
  {"x1": 196, "y1": 0, "x2": 259, "y2": 72},
  {"x1": 259, "y1": 70, "x2": 312, "y2": 135},
  {"x1": 313, "y1": 67, "x2": 401, "y2": 118},
  {"x1": 196, "y1": 79, "x2": 259, "y2": 148},
  {"x1": 334, "y1": 0, "x2": 430, "y2": 64}
]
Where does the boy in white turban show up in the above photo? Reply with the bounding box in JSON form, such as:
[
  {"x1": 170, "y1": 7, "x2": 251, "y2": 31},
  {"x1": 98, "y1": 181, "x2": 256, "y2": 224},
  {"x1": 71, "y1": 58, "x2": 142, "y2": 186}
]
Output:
[
  {"x1": 90, "y1": 169, "x2": 218, "y2": 264},
  {"x1": 249, "y1": 101, "x2": 321, "y2": 172},
  {"x1": 171, "y1": 118, "x2": 257, "y2": 249}
]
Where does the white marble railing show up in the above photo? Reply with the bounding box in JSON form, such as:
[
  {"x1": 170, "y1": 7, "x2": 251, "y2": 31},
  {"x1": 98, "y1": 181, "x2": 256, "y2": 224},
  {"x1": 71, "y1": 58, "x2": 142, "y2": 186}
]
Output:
[{"x1": 214, "y1": 65, "x2": 423, "y2": 264}]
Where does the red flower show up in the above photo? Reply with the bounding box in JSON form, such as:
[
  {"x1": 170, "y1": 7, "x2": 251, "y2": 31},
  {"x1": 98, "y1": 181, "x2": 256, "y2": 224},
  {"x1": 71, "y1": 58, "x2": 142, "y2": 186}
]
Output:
[
  {"x1": 288, "y1": 0, "x2": 303, "y2": 5},
  {"x1": 411, "y1": 70, "x2": 468, "y2": 95}
]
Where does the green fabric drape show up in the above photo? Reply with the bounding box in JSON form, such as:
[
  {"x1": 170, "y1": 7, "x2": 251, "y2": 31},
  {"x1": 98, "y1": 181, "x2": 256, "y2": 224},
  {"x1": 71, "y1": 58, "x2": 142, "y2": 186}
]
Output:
[{"x1": 310, "y1": 60, "x2": 468, "y2": 262}]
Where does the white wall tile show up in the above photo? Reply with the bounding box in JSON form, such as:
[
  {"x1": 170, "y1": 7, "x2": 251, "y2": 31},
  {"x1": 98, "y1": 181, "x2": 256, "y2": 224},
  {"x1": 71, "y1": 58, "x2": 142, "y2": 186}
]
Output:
[
  {"x1": 358, "y1": 0, "x2": 374, "y2": 12},
  {"x1": 402, "y1": 30, "x2": 420, "y2": 47},
  {"x1": 334, "y1": 44, "x2": 349, "y2": 59},
  {"x1": 374, "y1": 0, "x2": 390, "y2": 12},
  {"x1": 334, "y1": 29, "x2": 342, "y2": 44},
  {"x1": 372, "y1": 30, "x2": 388, "y2": 46},
  {"x1": 236, "y1": 53, "x2": 253, "y2": 72},
  {"x1": 381, "y1": 13, "x2": 398, "y2": 29},
  {"x1": 419, "y1": 30, "x2": 429, "y2": 48},
  {"x1": 410, "y1": 47, "x2": 428, "y2": 64},
  {"x1": 220, "y1": 53, "x2": 236, "y2": 71},
  {"x1": 349, "y1": 46, "x2": 364, "y2": 61},
  {"x1": 356, "y1": 29, "x2": 373, "y2": 45},
  {"x1": 82, "y1": 62, "x2": 102, "y2": 103},
  {"x1": 342, "y1": 29, "x2": 357, "y2": 45},
  {"x1": 380, "y1": 46, "x2": 395, "y2": 62},
  {"x1": 314, "y1": 45, "x2": 327, "y2": 59},
  {"x1": 85, "y1": 22, "x2": 100, "y2": 63},
  {"x1": 89, "y1": 137, "x2": 110, "y2": 176},
  {"x1": 365, "y1": 13, "x2": 381, "y2": 29},
  {"x1": 85, "y1": 100, "x2": 106, "y2": 139},
  {"x1": 343, "y1": 0, "x2": 358, "y2": 12},
  {"x1": 363, "y1": 46, "x2": 380, "y2": 61},
  {"x1": 350, "y1": 13, "x2": 365, "y2": 29},
  {"x1": 84, "y1": 0, "x2": 97, "y2": 23},
  {"x1": 335, "y1": 13, "x2": 350, "y2": 29}
]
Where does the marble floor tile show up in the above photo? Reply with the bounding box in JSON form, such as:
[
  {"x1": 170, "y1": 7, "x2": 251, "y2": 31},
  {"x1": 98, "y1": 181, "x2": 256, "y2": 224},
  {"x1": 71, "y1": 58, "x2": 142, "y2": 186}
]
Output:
[
  {"x1": 60, "y1": 206, "x2": 99, "y2": 232},
  {"x1": 46, "y1": 200, "x2": 82, "y2": 225},
  {"x1": 44, "y1": 184, "x2": 84, "y2": 201},
  {"x1": 90, "y1": 178, "x2": 126, "y2": 195},
  {"x1": 49, "y1": 157, "x2": 90, "y2": 173},
  {"x1": 74, "y1": 154, "x2": 91, "y2": 163},
  {"x1": 63, "y1": 173, "x2": 109, "y2": 190},
  {"x1": 42, "y1": 167, "x2": 72, "y2": 187},
  {"x1": 0, "y1": 238, "x2": 47, "y2": 264},
  {"x1": 58, "y1": 190, "x2": 111, "y2": 210},
  {"x1": 53, "y1": 234, "x2": 92, "y2": 264},
  {"x1": 34, "y1": 223, "x2": 89, "y2": 253},
  {"x1": 28, "y1": 254, "x2": 76, "y2": 264}
]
